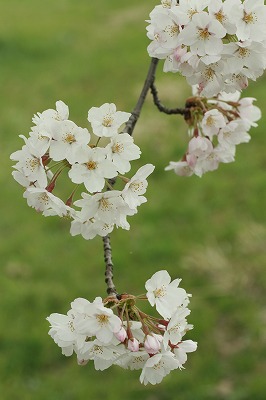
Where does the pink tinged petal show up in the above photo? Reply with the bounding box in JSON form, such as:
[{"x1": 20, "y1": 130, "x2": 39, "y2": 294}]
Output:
[
  {"x1": 128, "y1": 338, "x2": 140, "y2": 352},
  {"x1": 144, "y1": 334, "x2": 162, "y2": 354},
  {"x1": 114, "y1": 327, "x2": 127, "y2": 342}
]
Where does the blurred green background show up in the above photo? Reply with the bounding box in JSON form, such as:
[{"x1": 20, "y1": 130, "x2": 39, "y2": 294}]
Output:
[{"x1": 1, "y1": 1, "x2": 266, "y2": 399}]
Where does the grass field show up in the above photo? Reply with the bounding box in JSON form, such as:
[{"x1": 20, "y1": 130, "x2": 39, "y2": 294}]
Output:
[{"x1": 1, "y1": 1, "x2": 266, "y2": 399}]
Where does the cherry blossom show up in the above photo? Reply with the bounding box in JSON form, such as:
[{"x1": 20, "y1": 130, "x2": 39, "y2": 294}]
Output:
[
  {"x1": 122, "y1": 164, "x2": 155, "y2": 209},
  {"x1": 105, "y1": 133, "x2": 141, "y2": 174},
  {"x1": 146, "y1": 0, "x2": 266, "y2": 95},
  {"x1": 165, "y1": 89, "x2": 261, "y2": 178},
  {"x1": 145, "y1": 270, "x2": 188, "y2": 319},
  {"x1": 11, "y1": 101, "x2": 155, "y2": 240},
  {"x1": 88, "y1": 103, "x2": 131, "y2": 137},
  {"x1": 47, "y1": 270, "x2": 197, "y2": 385}
]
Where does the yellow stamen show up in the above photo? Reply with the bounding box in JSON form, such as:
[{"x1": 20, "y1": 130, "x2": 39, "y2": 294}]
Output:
[
  {"x1": 86, "y1": 161, "x2": 97, "y2": 170},
  {"x1": 102, "y1": 114, "x2": 114, "y2": 127},
  {"x1": 96, "y1": 314, "x2": 109, "y2": 326}
]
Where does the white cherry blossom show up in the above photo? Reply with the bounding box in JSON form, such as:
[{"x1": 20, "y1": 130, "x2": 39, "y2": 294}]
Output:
[
  {"x1": 140, "y1": 351, "x2": 179, "y2": 385},
  {"x1": 11, "y1": 144, "x2": 47, "y2": 188},
  {"x1": 75, "y1": 297, "x2": 122, "y2": 344},
  {"x1": 47, "y1": 270, "x2": 196, "y2": 385},
  {"x1": 145, "y1": 270, "x2": 188, "y2": 319},
  {"x1": 32, "y1": 100, "x2": 69, "y2": 126},
  {"x1": 88, "y1": 103, "x2": 131, "y2": 137},
  {"x1": 172, "y1": 340, "x2": 198, "y2": 365},
  {"x1": 122, "y1": 164, "x2": 155, "y2": 209},
  {"x1": 23, "y1": 187, "x2": 67, "y2": 215},
  {"x1": 49, "y1": 120, "x2": 91, "y2": 163},
  {"x1": 201, "y1": 109, "x2": 226, "y2": 138},
  {"x1": 177, "y1": 12, "x2": 226, "y2": 58},
  {"x1": 68, "y1": 147, "x2": 117, "y2": 193},
  {"x1": 105, "y1": 133, "x2": 141, "y2": 174}
]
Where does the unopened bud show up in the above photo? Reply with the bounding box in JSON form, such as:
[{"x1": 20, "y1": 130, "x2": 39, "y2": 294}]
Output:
[
  {"x1": 127, "y1": 338, "x2": 139, "y2": 352},
  {"x1": 115, "y1": 327, "x2": 127, "y2": 342},
  {"x1": 144, "y1": 334, "x2": 162, "y2": 354}
]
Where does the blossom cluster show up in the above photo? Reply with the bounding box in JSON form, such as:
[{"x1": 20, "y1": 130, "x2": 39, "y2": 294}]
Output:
[
  {"x1": 10, "y1": 101, "x2": 154, "y2": 239},
  {"x1": 147, "y1": 0, "x2": 266, "y2": 96},
  {"x1": 47, "y1": 270, "x2": 197, "y2": 385},
  {"x1": 166, "y1": 89, "x2": 261, "y2": 177}
]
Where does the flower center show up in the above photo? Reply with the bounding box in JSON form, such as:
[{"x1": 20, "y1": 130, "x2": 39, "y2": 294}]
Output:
[
  {"x1": 99, "y1": 198, "x2": 111, "y2": 211},
  {"x1": 112, "y1": 143, "x2": 124, "y2": 154},
  {"x1": 39, "y1": 193, "x2": 49, "y2": 204},
  {"x1": 96, "y1": 314, "x2": 109, "y2": 326},
  {"x1": 238, "y1": 47, "x2": 250, "y2": 58},
  {"x1": 164, "y1": 24, "x2": 179, "y2": 37},
  {"x1": 207, "y1": 153, "x2": 216, "y2": 161},
  {"x1": 161, "y1": 0, "x2": 171, "y2": 8},
  {"x1": 204, "y1": 67, "x2": 215, "y2": 81},
  {"x1": 215, "y1": 10, "x2": 225, "y2": 23},
  {"x1": 188, "y1": 8, "x2": 198, "y2": 19},
  {"x1": 130, "y1": 181, "x2": 144, "y2": 192},
  {"x1": 153, "y1": 360, "x2": 164, "y2": 370},
  {"x1": 27, "y1": 157, "x2": 40, "y2": 171},
  {"x1": 102, "y1": 114, "x2": 114, "y2": 127},
  {"x1": 243, "y1": 11, "x2": 256, "y2": 25},
  {"x1": 64, "y1": 133, "x2": 76, "y2": 144},
  {"x1": 92, "y1": 345, "x2": 104, "y2": 355},
  {"x1": 206, "y1": 116, "x2": 214, "y2": 127},
  {"x1": 198, "y1": 28, "x2": 211, "y2": 40},
  {"x1": 86, "y1": 161, "x2": 98, "y2": 170},
  {"x1": 154, "y1": 285, "x2": 166, "y2": 298}
]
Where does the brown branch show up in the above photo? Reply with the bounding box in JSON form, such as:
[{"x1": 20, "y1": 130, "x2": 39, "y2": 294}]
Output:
[
  {"x1": 102, "y1": 58, "x2": 160, "y2": 296},
  {"x1": 123, "y1": 57, "x2": 159, "y2": 136},
  {"x1": 150, "y1": 81, "x2": 190, "y2": 119},
  {"x1": 103, "y1": 234, "x2": 117, "y2": 296}
]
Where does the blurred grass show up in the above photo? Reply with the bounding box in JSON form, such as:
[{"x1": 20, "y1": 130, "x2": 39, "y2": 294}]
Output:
[{"x1": 1, "y1": 1, "x2": 266, "y2": 399}]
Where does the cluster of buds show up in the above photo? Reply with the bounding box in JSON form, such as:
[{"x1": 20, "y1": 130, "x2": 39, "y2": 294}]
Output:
[
  {"x1": 47, "y1": 270, "x2": 197, "y2": 385},
  {"x1": 166, "y1": 89, "x2": 261, "y2": 177},
  {"x1": 147, "y1": 0, "x2": 266, "y2": 96},
  {"x1": 10, "y1": 101, "x2": 154, "y2": 240}
]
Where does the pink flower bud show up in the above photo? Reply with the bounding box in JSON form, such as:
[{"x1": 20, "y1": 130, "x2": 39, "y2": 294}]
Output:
[
  {"x1": 144, "y1": 334, "x2": 162, "y2": 354},
  {"x1": 114, "y1": 326, "x2": 127, "y2": 342},
  {"x1": 127, "y1": 338, "x2": 139, "y2": 352}
]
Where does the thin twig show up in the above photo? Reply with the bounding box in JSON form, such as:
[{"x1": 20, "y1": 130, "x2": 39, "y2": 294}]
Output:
[
  {"x1": 123, "y1": 57, "x2": 160, "y2": 136},
  {"x1": 150, "y1": 81, "x2": 190, "y2": 119},
  {"x1": 102, "y1": 58, "x2": 160, "y2": 296}
]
